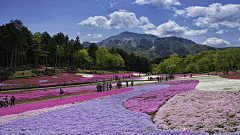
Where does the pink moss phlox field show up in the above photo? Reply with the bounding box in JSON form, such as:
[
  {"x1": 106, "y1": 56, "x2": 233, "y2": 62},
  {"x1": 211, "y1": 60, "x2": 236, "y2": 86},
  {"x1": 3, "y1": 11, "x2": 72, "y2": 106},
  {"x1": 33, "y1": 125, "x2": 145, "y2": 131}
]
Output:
[
  {"x1": 0, "y1": 88, "x2": 133, "y2": 117},
  {"x1": 153, "y1": 90, "x2": 240, "y2": 134},
  {"x1": 123, "y1": 80, "x2": 199, "y2": 114},
  {"x1": 0, "y1": 85, "x2": 97, "y2": 103}
]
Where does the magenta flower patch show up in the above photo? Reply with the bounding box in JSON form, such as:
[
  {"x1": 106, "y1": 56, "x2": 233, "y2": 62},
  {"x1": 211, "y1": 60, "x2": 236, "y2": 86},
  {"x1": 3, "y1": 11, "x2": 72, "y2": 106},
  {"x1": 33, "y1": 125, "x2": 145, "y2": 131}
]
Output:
[{"x1": 123, "y1": 80, "x2": 199, "y2": 114}]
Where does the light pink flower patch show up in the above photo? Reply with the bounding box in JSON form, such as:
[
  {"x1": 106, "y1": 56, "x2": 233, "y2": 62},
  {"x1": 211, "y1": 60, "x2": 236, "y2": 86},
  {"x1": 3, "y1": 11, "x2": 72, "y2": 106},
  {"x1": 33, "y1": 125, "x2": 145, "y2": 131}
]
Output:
[{"x1": 153, "y1": 90, "x2": 240, "y2": 134}]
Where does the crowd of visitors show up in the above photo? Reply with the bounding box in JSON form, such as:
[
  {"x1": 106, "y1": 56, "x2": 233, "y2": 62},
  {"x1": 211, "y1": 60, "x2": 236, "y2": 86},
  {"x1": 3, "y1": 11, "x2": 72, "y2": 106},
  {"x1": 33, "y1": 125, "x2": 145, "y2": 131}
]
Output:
[
  {"x1": 96, "y1": 80, "x2": 134, "y2": 92},
  {"x1": 148, "y1": 76, "x2": 164, "y2": 82},
  {"x1": 25, "y1": 84, "x2": 32, "y2": 90},
  {"x1": 0, "y1": 96, "x2": 15, "y2": 108}
]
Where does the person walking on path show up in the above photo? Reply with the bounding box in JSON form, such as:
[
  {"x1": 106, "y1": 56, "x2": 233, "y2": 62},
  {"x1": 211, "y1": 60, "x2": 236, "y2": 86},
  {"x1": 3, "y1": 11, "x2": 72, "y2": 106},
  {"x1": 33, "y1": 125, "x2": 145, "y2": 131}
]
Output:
[
  {"x1": 10, "y1": 96, "x2": 15, "y2": 106},
  {"x1": 0, "y1": 99, "x2": 4, "y2": 108},
  {"x1": 99, "y1": 84, "x2": 102, "y2": 92},
  {"x1": 109, "y1": 83, "x2": 112, "y2": 90},
  {"x1": 60, "y1": 88, "x2": 64, "y2": 98},
  {"x1": 5, "y1": 96, "x2": 9, "y2": 107},
  {"x1": 103, "y1": 83, "x2": 105, "y2": 92},
  {"x1": 107, "y1": 83, "x2": 109, "y2": 91},
  {"x1": 116, "y1": 82, "x2": 119, "y2": 89},
  {"x1": 96, "y1": 84, "x2": 100, "y2": 92},
  {"x1": 126, "y1": 81, "x2": 128, "y2": 87},
  {"x1": 119, "y1": 82, "x2": 122, "y2": 89},
  {"x1": 25, "y1": 84, "x2": 29, "y2": 90},
  {"x1": 131, "y1": 80, "x2": 134, "y2": 86}
]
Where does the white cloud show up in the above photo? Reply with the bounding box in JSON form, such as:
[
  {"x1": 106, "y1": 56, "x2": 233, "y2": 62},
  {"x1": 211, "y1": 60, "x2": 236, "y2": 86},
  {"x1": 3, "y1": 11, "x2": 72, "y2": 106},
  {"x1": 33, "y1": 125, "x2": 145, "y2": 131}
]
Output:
[
  {"x1": 185, "y1": 29, "x2": 208, "y2": 35},
  {"x1": 193, "y1": 17, "x2": 219, "y2": 29},
  {"x1": 239, "y1": 38, "x2": 240, "y2": 41},
  {"x1": 90, "y1": 41, "x2": 98, "y2": 43},
  {"x1": 86, "y1": 33, "x2": 102, "y2": 38},
  {"x1": 134, "y1": 0, "x2": 181, "y2": 9},
  {"x1": 139, "y1": 16, "x2": 149, "y2": 24},
  {"x1": 78, "y1": 10, "x2": 141, "y2": 29},
  {"x1": 238, "y1": 28, "x2": 240, "y2": 31},
  {"x1": 216, "y1": 29, "x2": 224, "y2": 34},
  {"x1": 203, "y1": 37, "x2": 231, "y2": 47},
  {"x1": 143, "y1": 20, "x2": 207, "y2": 36},
  {"x1": 173, "y1": 1, "x2": 181, "y2": 6},
  {"x1": 78, "y1": 16, "x2": 109, "y2": 28},
  {"x1": 77, "y1": 32, "x2": 81, "y2": 35},
  {"x1": 95, "y1": 34, "x2": 102, "y2": 38},
  {"x1": 184, "y1": 3, "x2": 240, "y2": 29},
  {"x1": 174, "y1": 9, "x2": 186, "y2": 16},
  {"x1": 108, "y1": 10, "x2": 140, "y2": 29},
  {"x1": 140, "y1": 22, "x2": 156, "y2": 31},
  {"x1": 109, "y1": 2, "x2": 118, "y2": 8}
]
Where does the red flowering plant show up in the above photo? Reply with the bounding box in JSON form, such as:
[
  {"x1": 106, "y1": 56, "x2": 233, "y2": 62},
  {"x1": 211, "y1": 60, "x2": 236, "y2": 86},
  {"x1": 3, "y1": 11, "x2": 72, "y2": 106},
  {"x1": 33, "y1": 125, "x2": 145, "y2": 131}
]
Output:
[
  {"x1": 1, "y1": 73, "x2": 134, "y2": 89},
  {"x1": 219, "y1": 73, "x2": 240, "y2": 79}
]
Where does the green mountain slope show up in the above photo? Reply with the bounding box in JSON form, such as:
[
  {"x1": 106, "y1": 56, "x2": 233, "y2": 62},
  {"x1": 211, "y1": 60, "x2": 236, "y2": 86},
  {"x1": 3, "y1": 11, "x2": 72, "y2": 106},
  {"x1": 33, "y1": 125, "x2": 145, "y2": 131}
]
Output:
[{"x1": 98, "y1": 31, "x2": 237, "y2": 60}]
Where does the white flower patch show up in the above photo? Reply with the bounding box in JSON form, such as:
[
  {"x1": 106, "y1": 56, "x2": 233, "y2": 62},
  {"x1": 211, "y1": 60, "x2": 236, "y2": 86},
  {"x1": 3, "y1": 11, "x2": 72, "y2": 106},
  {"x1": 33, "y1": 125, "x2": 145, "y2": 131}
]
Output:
[
  {"x1": 52, "y1": 76, "x2": 58, "y2": 78},
  {"x1": 38, "y1": 80, "x2": 48, "y2": 82},
  {"x1": 174, "y1": 75, "x2": 240, "y2": 91},
  {"x1": 75, "y1": 73, "x2": 94, "y2": 77},
  {"x1": 133, "y1": 73, "x2": 147, "y2": 76},
  {"x1": 0, "y1": 83, "x2": 21, "y2": 86}
]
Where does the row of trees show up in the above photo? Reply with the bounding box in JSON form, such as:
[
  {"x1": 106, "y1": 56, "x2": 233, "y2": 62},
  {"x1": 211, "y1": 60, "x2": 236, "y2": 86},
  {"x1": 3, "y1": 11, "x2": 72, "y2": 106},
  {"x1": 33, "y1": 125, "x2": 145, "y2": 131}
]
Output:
[
  {"x1": 0, "y1": 20, "x2": 85, "y2": 72},
  {"x1": 0, "y1": 19, "x2": 151, "y2": 73},
  {"x1": 151, "y1": 48, "x2": 240, "y2": 74}
]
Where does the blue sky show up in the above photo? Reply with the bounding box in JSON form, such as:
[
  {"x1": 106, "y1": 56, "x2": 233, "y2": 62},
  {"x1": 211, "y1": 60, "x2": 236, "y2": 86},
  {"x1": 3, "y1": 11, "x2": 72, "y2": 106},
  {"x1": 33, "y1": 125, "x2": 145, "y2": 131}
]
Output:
[{"x1": 1, "y1": 0, "x2": 240, "y2": 48}]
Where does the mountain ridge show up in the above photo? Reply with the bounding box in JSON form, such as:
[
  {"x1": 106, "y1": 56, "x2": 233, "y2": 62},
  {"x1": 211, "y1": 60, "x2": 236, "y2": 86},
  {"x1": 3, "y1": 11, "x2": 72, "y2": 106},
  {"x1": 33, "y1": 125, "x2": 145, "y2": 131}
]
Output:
[{"x1": 94, "y1": 31, "x2": 232, "y2": 59}]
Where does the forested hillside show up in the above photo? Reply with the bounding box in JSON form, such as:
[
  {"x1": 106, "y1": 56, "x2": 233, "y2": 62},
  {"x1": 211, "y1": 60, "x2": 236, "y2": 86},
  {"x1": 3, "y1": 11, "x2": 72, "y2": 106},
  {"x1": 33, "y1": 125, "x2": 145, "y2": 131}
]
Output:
[{"x1": 151, "y1": 49, "x2": 240, "y2": 74}]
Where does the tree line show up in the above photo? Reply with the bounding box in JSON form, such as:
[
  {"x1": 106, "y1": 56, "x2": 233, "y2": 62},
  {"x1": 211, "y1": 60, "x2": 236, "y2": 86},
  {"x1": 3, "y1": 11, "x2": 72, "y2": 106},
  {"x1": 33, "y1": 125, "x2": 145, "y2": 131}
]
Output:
[
  {"x1": 151, "y1": 48, "x2": 240, "y2": 74},
  {"x1": 0, "y1": 19, "x2": 151, "y2": 73}
]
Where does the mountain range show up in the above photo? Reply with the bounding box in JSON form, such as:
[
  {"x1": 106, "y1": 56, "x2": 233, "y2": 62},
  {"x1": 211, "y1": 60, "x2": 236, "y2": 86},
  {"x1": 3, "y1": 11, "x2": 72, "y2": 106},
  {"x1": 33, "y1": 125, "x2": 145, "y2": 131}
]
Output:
[{"x1": 86, "y1": 31, "x2": 232, "y2": 60}]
